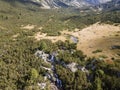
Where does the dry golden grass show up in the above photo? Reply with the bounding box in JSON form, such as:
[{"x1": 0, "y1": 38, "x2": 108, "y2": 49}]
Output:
[{"x1": 34, "y1": 23, "x2": 120, "y2": 58}]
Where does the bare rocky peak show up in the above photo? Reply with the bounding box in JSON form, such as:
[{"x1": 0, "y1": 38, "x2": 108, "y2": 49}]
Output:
[{"x1": 23, "y1": 0, "x2": 112, "y2": 9}]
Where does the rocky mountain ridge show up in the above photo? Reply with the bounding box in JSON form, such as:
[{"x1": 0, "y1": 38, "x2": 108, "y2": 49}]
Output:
[{"x1": 22, "y1": 0, "x2": 113, "y2": 9}]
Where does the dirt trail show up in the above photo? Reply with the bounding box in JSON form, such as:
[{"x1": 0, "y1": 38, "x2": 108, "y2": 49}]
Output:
[{"x1": 21, "y1": 24, "x2": 36, "y2": 30}]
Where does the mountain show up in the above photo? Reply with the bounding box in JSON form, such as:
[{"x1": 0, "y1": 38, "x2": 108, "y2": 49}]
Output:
[
  {"x1": 101, "y1": 0, "x2": 120, "y2": 11},
  {"x1": 3, "y1": 0, "x2": 119, "y2": 10},
  {"x1": 21, "y1": 0, "x2": 112, "y2": 9}
]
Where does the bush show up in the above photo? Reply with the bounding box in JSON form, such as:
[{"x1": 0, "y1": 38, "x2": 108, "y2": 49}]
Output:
[{"x1": 92, "y1": 49, "x2": 102, "y2": 53}]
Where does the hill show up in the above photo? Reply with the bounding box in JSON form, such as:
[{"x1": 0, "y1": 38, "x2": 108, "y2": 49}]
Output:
[{"x1": 0, "y1": 0, "x2": 120, "y2": 90}]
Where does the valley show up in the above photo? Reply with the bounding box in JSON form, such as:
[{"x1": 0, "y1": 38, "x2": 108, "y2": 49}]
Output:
[{"x1": 0, "y1": 0, "x2": 120, "y2": 90}]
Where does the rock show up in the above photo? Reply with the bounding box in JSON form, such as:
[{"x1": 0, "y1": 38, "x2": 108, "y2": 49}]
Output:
[
  {"x1": 111, "y1": 45, "x2": 120, "y2": 49},
  {"x1": 38, "y1": 83, "x2": 46, "y2": 89},
  {"x1": 35, "y1": 50, "x2": 49, "y2": 63},
  {"x1": 77, "y1": 65, "x2": 89, "y2": 73},
  {"x1": 67, "y1": 62, "x2": 78, "y2": 72}
]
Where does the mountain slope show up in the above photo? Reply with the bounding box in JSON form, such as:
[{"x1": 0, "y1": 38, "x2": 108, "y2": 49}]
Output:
[
  {"x1": 3, "y1": 0, "x2": 119, "y2": 10},
  {"x1": 101, "y1": 0, "x2": 120, "y2": 11},
  {"x1": 20, "y1": 0, "x2": 112, "y2": 9}
]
